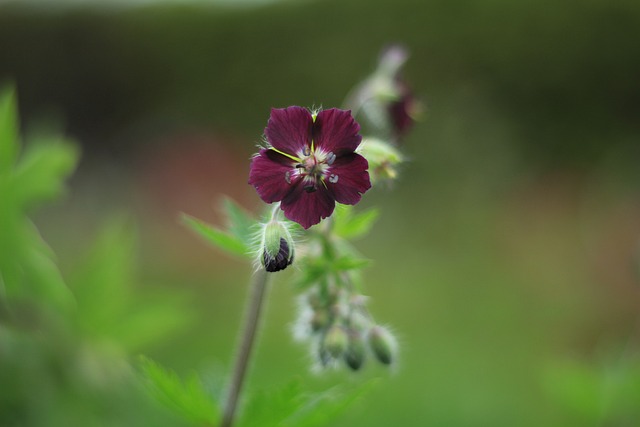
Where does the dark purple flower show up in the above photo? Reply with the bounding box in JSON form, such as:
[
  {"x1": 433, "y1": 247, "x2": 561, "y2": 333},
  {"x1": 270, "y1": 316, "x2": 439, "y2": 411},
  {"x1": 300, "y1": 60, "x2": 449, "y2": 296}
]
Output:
[
  {"x1": 249, "y1": 107, "x2": 371, "y2": 229},
  {"x1": 388, "y1": 80, "x2": 419, "y2": 139}
]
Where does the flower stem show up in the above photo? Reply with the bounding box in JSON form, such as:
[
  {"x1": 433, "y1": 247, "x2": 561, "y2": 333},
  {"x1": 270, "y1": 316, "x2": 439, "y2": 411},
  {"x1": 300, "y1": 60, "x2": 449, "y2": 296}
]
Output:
[{"x1": 220, "y1": 268, "x2": 270, "y2": 427}]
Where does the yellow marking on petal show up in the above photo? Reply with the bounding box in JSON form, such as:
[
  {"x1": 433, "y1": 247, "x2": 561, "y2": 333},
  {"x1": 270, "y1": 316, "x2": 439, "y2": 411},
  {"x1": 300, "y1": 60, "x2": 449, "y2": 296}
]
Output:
[
  {"x1": 270, "y1": 147, "x2": 302, "y2": 162},
  {"x1": 319, "y1": 176, "x2": 328, "y2": 189},
  {"x1": 311, "y1": 139, "x2": 315, "y2": 153}
]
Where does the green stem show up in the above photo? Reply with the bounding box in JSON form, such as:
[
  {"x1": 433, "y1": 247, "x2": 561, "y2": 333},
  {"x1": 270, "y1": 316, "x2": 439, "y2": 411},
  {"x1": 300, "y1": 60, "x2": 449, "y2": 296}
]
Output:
[{"x1": 220, "y1": 269, "x2": 270, "y2": 427}]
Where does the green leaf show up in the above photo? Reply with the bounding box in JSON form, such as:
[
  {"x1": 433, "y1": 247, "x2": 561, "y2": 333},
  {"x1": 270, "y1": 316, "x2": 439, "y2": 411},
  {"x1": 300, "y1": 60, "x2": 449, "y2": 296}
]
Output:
[
  {"x1": 333, "y1": 205, "x2": 379, "y2": 240},
  {"x1": 332, "y1": 256, "x2": 371, "y2": 271},
  {"x1": 139, "y1": 356, "x2": 220, "y2": 426},
  {"x1": 238, "y1": 378, "x2": 377, "y2": 427},
  {"x1": 0, "y1": 87, "x2": 78, "y2": 314},
  {"x1": 543, "y1": 360, "x2": 603, "y2": 421},
  {"x1": 70, "y1": 217, "x2": 136, "y2": 337},
  {"x1": 221, "y1": 197, "x2": 256, "y2": 248},
  {"x1": 0, "y1": 85, "x2": 18, "y2": 174},
  {"x1": 181, "y1": 213, "x2": 248, "y2": 257},
  {"x1": 70, "y1": 218, "x2": 191, "y2": 350},
  {"x1": 294, "y1": 254, "x2": 370, "y2": 290},
  {"x1": 11, "y1": 136, "x2": 79, "y2": 208}
]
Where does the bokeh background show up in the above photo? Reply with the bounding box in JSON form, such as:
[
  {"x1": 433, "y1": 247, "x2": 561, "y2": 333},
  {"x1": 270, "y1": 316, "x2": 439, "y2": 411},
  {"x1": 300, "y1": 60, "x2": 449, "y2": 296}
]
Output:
[{"x1": 1, "y1": 0, "x2": 640, "y2": 425}]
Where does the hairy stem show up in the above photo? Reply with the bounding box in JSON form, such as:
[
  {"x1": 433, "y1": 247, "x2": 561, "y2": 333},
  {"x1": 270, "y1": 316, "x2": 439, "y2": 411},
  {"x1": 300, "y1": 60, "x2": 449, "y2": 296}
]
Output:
[{"x1": 220, "y1": 269, "x2": 270, "y2": 427}]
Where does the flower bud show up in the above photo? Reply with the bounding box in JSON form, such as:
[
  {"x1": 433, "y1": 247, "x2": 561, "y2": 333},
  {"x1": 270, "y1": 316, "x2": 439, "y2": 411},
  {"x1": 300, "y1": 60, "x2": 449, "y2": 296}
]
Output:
[
  {"x1": 323, "y1": 325, "x2": 348, "y2": 359},
  {"x1": 368, "y1": 325, "x2": 396, "y2": 365},
  {"x1": 344, "y1": 331, "x2": 366, "y2": 371},
  {"x1": 261, "y1": 220, "x2": 294, "y2": 272},
  {"x1": 310, "y1": 309, "x2": 330, "y2": 333},
  {"x1": 357, "y1": 138, "x2": 403, "y2": 183}
]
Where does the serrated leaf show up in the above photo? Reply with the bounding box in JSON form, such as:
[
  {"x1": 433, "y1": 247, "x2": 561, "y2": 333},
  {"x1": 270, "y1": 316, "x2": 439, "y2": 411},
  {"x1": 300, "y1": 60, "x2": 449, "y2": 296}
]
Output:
[
  {"x1": 70, "y1": 218, "x2": 190, "y2": 349},
  {"x1": 221, "y1": 197, "x2": 256, "y2": 248},
  {"x1": 0, "y1": 85, "x2": 18, "y2": 174},
  {"x1": 70, "y1": 218, "x2": 136, "y2": 337},
  {"x1": 332, "y1": 256, "x2": 371, "y2": 271},
  {"x1": 333, "y1": 205, "x2": 379, "y2": 240},
  {"x1": 238, "y1": 378, "x2": 377, "y2": 427},
  {"x1": 139, "y1": 356, "x2": 219, "y2": 426},
  {"x1": 11, "y1": 137, "x2": 79, "y2": 208},
  {"x1": 283, "y1": 379, "x2": 378, "y2": 427},
  {"x1": 0, "y1": 88, "x2": 78, "y2": 314},
  {"x1": 181, "y1": 213, "x2": 248, "y2": 257}
]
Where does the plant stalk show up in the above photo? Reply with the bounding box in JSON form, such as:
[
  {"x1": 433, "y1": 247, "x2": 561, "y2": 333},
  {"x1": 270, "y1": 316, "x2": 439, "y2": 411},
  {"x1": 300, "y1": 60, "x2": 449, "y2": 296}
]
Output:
[{"x1": 220, "y1": 269, "x2": 270, "y2": 427}]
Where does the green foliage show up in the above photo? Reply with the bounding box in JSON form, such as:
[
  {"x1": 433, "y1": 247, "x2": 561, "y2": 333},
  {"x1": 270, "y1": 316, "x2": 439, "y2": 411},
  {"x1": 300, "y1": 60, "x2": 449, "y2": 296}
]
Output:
[
  {"x1": 332, "y1": 205, "x2": 379, "y2": 240},
  {"x1": 544, "y1": 357, "x2": 640, "y2": 425},
  {"x1": 0, "y1": 85, "x2": 78, "y2": 315},
  {"x1": 139, "y1": 356, "x2": 220, "y2": 426},
  {"x1": 238, "y1": 379, "x2": 377, "y2": 427},
  {"x1": 0, "y1": 85, "x2": 18, "y2": 173},
  {"x1": 69, "y1": 218, "x2": 192, "y2": 352},
  {"x1": 0, "y1": 86, "x2": 190, "y2": 427},
  {"x1": 181, "y1": 198, "x2": 258, "y2": 259}
]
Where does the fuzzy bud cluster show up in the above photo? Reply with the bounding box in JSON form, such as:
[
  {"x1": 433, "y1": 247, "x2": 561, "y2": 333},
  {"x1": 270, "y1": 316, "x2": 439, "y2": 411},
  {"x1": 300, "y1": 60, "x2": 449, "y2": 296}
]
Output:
[
  {"x1": 346, "y1": 44, "x2": 421, "y2": 144},
  {"x1": 297, "y1": 284, "x2": 397, "y2": 371}
]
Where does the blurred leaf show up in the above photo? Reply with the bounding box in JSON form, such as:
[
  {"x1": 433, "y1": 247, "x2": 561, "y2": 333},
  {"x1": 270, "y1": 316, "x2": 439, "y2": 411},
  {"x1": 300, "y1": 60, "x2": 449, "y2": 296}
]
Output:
[
  {"x1": 295, "y1": 254, "x2": 370, "y2": 290},
  {"x1": 114, "y1": 294, "x2": 192, "y2": 352},
  {"x1": 238, "y1": 378, "x2": 377, "y2": 427},
  {"x1": 70, "y1": 218, "x2": 191, "y2": 351},
  {"x1": 181, "y1": 213, "x2": 248, "y2": 257},
  {"x1": 221, "y1": 196, "x2": 256, "y2": 249},
  {"x1": 0, "y1": 87, "x2": 77, "y2": 314},
  {"x1": 70, "y1": 217, "x2": 136, "y2": 337},
  {"x1": 0, "y1": 85, "x2": 18, "y2": 174},
  {"x1": 333, "y1": 256, "x2": 371, "y2": 271},
  {"x1": 333, "y1": 205, "x2": 379, "y2": 240},
  {"x1": 139, "y1": 356, "x2": 220, "y2": 426},
  {"x1": 11, "y1": 136, "x2": 79, "y2": 208},
  {"x1": 543, "y1": 360, "x2": 603, "y2": 422}
]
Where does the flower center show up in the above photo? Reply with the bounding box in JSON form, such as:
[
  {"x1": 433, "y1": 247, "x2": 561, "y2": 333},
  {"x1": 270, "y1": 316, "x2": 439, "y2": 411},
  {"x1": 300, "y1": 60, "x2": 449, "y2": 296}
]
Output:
[{"x1": 294, "y1": 148, "x2": 337, "y2": 193}]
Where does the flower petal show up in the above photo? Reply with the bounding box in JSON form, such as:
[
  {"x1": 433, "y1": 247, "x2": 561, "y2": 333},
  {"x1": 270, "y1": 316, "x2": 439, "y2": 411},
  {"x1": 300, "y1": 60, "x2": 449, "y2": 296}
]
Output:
[
  {"x1": 313, "y1": 109, "x2": 362, "y2": 156},
  {"x1": 265, "y1": 106, "x2": 313, "y2": 156},
  {"x1": 249, "y1": 149, "x2": 300, "y2": 203},
  {"x1": 281, "y1": 185, "x2": 335, "y2": 229},
  {"x1": 325, "y1": 153, "x2": 371, "y2": 205}
]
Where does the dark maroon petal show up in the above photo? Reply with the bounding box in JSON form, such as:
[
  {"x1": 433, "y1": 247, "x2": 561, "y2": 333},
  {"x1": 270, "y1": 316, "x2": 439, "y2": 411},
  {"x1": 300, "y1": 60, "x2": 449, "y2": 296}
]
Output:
[
  {"x1": 313, "y1": 109, "x2": 362, "y2": 156},
  {"x1": 281, "y1": 185, "x2": 335, "y2": 229},
  {"x1": 265, "y1": 107, "x2": 313, "y2": 155},
  {"x1": 325, "y1": 153, "x2": 371, "y2": 205},
  {"x1": 388, "y1": 82, "x2": 415, "y2": 139},
  {"x1": 249, "y1": 149, "x2": 300, "y2": 203}
]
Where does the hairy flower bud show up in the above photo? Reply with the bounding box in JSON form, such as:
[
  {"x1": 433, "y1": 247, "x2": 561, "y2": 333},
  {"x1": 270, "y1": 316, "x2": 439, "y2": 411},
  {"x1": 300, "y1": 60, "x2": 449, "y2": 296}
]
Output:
[
  {"x1": 368, "y1": 325, "x2": 396, "y2": 365},
  {"x1": 261, "y1": 220, "x2": 294, "y2": 272},
  {"x1": 323, "y1": 325, "x2": 348, "y2": 359},
  {"x1": 357, "y1": 138, "x2": 403, "y2": 183},
  {"x1": 344, "y1": 330, "x2": 366, "y2": 371},
  {"x1": 310, "y1": 309, "x2": 331, "y2": 332}
]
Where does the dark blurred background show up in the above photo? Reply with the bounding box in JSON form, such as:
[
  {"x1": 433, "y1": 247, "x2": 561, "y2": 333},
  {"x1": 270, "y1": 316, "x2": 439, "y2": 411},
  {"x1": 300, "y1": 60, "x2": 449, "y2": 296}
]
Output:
[{"x1": 1, "y1": 0, "x2": 640, "y2": 425}]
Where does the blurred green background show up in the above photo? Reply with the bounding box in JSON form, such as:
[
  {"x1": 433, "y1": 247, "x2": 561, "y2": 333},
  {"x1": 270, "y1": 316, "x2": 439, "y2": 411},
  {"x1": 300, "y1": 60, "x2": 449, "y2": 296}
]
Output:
[{"x1": 1, "y1": 0, "x2": 640, "y2": 425}]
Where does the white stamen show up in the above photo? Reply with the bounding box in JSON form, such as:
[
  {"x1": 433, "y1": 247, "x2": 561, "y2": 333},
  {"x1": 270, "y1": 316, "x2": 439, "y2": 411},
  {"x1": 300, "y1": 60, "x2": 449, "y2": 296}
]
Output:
[
  {"x1": 285, "y1": 170, "x2": 292, "y2": 184},
  {"x1": 329, "y1": 174, "x2": 339, "y2": 184},
  {"x1": 327, "y1": 152, "x2": 336, "y2": 165}
]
